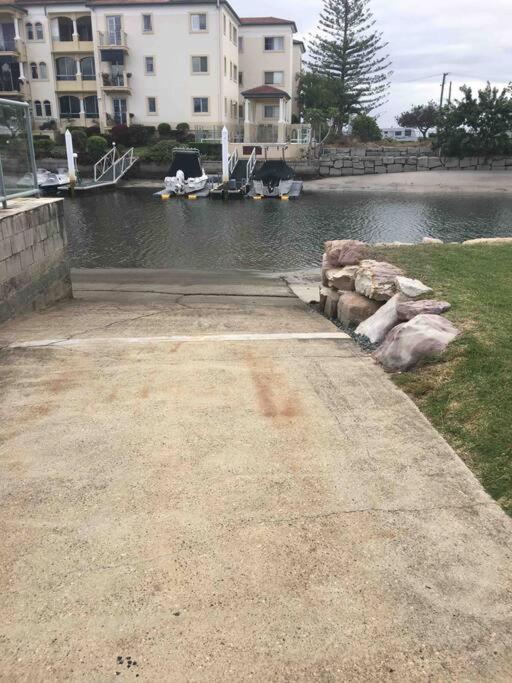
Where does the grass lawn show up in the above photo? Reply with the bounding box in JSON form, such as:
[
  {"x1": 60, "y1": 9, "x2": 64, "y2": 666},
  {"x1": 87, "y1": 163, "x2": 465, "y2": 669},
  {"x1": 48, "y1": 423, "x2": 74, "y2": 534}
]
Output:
[{"x1": 372, "y1": 243, "x2": 512, "y2": 515}]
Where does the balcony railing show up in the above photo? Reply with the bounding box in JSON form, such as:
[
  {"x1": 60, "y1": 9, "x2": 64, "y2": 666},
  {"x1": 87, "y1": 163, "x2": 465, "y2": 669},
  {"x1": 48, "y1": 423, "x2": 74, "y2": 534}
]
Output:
[
  {"x1": 0, "y1": 38, "x2": 16, "y2": 52},
  {"x1": 102, "y1": 71, "x2": 130, "y2": 90},
  {"x1": 98, "y1": 30, "x2": 128, "y2": 48}
]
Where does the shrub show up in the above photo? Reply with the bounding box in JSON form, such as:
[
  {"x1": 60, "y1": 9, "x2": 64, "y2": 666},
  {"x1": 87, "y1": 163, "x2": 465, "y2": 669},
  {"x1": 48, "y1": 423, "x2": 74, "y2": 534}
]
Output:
[
  {"x1": 86, "y1": 125, "x2": 101, "y2": 137},
  {"x1": 87, "y1": 135, "x2": 109, "y2": 161},
  {"x1": 50, "y1": 145, "x2": 67, "y2": 159},
  {"x1": 33, "y1": 137, "x2": 54, "y2": 158},
  {"x1": 40, "y1": 119, "x2": 57, "y2": 131},
  {"x1": 193, "y1": 142, "x2": 221, "y2": 160},
  {"x1": 110, "y1": 123, "x2": 130, "y2": 146},
  {"x1": 71, "y1": 129, "x2": 88, "y2": 152},
  {"x1": 127, "y1": 124, "x2": 155, "y2": 146},
  {"x1": 158, "y1": 122, "x2": 172, "y2": 138},
  {"x1": 175, "y1": 122, "x2": 190, "y2": 142},
  {"x1": 141, "y1": 140, "x2": 184, "y2": 164},
  {"x1": 351, "y1": 113, "x2": 382, "y2": 142}
]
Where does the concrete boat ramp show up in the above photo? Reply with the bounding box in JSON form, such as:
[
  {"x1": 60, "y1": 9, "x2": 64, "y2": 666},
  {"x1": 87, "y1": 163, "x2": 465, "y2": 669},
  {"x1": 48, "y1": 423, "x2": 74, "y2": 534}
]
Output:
[{"x1": 1, "y1": 269, "x2": 511, "y2": 681}]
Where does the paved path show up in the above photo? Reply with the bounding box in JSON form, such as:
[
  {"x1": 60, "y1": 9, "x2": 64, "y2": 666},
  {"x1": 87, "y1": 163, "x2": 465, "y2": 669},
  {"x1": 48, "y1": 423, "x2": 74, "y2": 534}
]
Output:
[
  {"x1": 1, "y1": 270, "x2": 511, "y2": 681},
  {"x1": 304, "y1": 170, "x2": 512, "y2": 194}
]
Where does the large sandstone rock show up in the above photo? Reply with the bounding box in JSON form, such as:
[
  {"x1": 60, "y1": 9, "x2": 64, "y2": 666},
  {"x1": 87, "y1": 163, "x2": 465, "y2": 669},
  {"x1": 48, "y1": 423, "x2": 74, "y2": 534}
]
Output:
[
  {"x1": 355, "y1": 293, "x2": 402, "y2": 344},
  {"x1": 374, "y1": 314, "x2": 459, "y2": 371},
  {"x1": 422, "y1": 236, "x2": 443, "y2": 244},
  {"x1": 324, "y1": 239, "x2": 369, "y2": 267},
  {"x1": 325, "y1": 265, "x2": 358, "y2": 291},
  {"x1": 395, "y1": 275, "x2": 432, "y2": 299},
  {"x1": 321, "y1": 287, "x2": 341, "y2": 318},
  {"x1": 321, "y1": 253, "x2": 329, "y2": 286},
  {"x1": 337, "y1": 292, "x2": 381, "y2": 325},
  {"x1": 355, "y1": 260, "x2": 403, "y2": 301},
  {"x1": 397, "y1": 299, "x2": 451, "y2": 321},
  {"x1": 462, "y1": 237, "x2": 512, "y2": 245}
]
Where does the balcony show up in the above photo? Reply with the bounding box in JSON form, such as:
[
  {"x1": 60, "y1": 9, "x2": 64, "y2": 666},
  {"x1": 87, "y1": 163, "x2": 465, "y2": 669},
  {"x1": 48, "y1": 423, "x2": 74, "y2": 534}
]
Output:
[
  {"x1": 101, "y1": 71, "x2": 131, "y2": 93},
  {"x1": 52, "y1": 38, "x2": 94, "y2": 54},
  {"x1": 55, "y1": 75, "x2": 97, "y2": 93},
  {"x1": 0, "y1": 37, "x2": 25, "y2": 58},
  {"x1": 98, "y1": 30, "x2": 128, "y2": 51}
]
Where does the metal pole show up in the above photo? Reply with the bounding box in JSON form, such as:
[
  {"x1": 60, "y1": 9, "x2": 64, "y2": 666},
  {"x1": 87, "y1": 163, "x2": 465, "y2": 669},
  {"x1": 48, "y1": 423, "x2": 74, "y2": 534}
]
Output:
[
  {"x1": 0, "y1": 156, "x2": 7, "y2": 209},
  {"x1": 24, "y1": 101, "x2": 39, "y2": 197},
  {"x1": 65, "y1": 129, "x2": 76, "y2": 193},
  {"x1": 440, "y1": 72, "x2": 449, "y2": 109},
  {"x1": 221, "y1": 126, "x2": 229, "y2": 183},
  {"x1": 447, "y1": 81, "x2": 453, "y2": 106}
]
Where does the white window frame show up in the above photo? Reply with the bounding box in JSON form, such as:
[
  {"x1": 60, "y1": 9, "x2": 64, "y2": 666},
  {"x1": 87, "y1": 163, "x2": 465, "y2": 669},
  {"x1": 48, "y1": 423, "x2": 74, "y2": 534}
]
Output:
[
  {"x1": 192, "y1": 97, "x2": 209, "y2": 115},
  {"x1": 146, "y1": 96, "x2": 157, "y2": 115},
  {"x1": 34, "y1": 22, "x2": 44, "y2": 41},
  {"x1": 264, "y1": 36, "x2": 284, "y2": 52},
  {"x1": 264, "y1": 71, "x2": 284, "y2": 86},
  {"x1": 144, "y1": 55, "x2": 155, "y2": 75},
  {"x1": 190, "y1": 13, "x2": 207, "y2": 32},
  {"x1": 191, "y1": 55, "x2": 208, "y2": 74},
  {"x1": 238, "y1": 36, "x2": 243, "y2": 52},
  {"x1": 142, "y1": 14, "x2": 153, "y2": 33},
  {"x1": 264, "y1": 104, "x2": 279, "y2": 119}
]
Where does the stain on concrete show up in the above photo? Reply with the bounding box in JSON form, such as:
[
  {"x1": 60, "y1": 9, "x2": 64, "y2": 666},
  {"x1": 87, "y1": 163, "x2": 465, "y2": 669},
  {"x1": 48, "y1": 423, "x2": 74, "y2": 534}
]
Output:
[{"x1": 244, "y1": 350, "x2": 300, "y2": 419}]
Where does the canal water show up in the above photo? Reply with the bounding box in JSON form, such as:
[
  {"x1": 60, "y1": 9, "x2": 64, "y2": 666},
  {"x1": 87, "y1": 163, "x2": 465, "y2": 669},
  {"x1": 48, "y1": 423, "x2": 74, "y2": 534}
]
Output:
[{"x1": 64, "y1": 189, "x2": 512, "y2": 271}]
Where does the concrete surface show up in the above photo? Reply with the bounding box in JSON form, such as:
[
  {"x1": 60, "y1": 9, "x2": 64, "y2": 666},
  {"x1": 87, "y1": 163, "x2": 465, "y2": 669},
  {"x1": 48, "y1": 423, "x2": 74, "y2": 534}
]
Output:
[
  {"x1": 1, "y1": 269, "x2": 512, "y2": 681},
  {"x1": 304, "y1": 170, "x2": 512, "y2": 194}
]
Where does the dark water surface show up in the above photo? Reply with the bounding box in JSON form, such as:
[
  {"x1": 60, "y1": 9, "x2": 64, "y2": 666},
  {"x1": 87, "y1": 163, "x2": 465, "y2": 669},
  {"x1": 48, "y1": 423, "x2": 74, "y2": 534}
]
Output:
[{"x1": 65, "y1": 188, "x2": 512, "y2": 270}]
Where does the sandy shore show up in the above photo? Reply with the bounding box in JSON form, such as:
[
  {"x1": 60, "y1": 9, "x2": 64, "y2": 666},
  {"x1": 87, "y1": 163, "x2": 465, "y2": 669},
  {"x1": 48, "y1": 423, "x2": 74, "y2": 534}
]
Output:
[{"x1": 304, "y1": 170, "x2": 512, "y2": 194}]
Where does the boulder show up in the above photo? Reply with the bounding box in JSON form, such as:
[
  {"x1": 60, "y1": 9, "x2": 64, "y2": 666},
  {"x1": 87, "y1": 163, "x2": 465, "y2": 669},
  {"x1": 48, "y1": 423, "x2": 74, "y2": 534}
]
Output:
[
  {"x1": 355, "y1": 260, "x2": 403, "y2": 301},
  {"x1": 322, "y1": 287, "x2": 341, "y2": 318},
  {"x1": 374, "y1": 314, "x2": 459, "y2": 371},
  {"x1": 462, "y1": 237, "x2": 512, "y2": 245},
  {"x1": 422, "y1": 236, "x2": 443, "y2": 244},
  {"x1": 321, "y1": 253, "x2": 329, "y2": 286},
  {"x1": 395, "y1": 275, "x2": 432, "y2": 299},
  {"x1": 325, "y1": 265, "x2": 358, "y2": 291},
  {"x1": 355, "y1": 293, "x2": 402, "y2": 344},
  {"x1": 396, "y1": 299, "x2": 451, "y2": 321},
  {"x1": 337, "y1": 291, "x2": 381, "y2": 325},
  {"x1": 324, "y1": 239, "x2": 369, "y2": 267}
]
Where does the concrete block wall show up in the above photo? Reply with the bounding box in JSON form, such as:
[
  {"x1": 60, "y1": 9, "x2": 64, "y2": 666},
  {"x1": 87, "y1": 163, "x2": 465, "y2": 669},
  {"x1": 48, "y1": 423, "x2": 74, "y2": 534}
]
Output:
[
  {"x1": 320, "y1": 146, "x2": 437, "y2": 159},
  {"x1": 319, "y1": 154, "x2": 512, "y2": 177},
  {"x1": 0, "y1": 198, "x2": 72, "y2": 324}
]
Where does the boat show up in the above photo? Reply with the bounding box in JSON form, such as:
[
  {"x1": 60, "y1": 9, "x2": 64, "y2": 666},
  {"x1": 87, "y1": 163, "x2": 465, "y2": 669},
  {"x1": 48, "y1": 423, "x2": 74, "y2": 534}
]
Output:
[
  {"x1": 17, "y1": 167, "x2": 69, "y2": 194},
  {"x1": 252, "y1": 159, "x2": 295, "y2": 198},
  {"x1": 163, "y1": 148, "x2": 208, "y2": 196}
]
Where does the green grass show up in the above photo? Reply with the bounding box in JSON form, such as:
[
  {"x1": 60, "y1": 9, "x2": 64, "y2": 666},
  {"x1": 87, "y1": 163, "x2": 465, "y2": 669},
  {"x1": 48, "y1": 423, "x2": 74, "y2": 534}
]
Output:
[{"x1": 371, "y1": 244, "x2": 512, "y2": 515}]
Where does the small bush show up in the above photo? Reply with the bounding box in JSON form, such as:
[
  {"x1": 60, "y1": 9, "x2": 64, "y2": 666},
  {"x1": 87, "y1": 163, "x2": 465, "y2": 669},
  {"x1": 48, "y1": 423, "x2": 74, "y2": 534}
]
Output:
[
  {"x1": 86, "y1": 125, "x2": 101, "y2": 137},
  {"x1": 175, "y1": 122, "x2": 190, "y2": 142},
  {"x1": 158, "y1": 122, "x2": 172, "y2": 138},
  {"x1": 110, "y1": 124, "x2": 130, "y2": 146},
  {"x1": 127, "y1": 124, "x2": 155, "y2": 146},
  {"x1": 87, "y1": 135, "x2": 109, "y2": 161},
  {"x1": 40, "y1": 120, "x2": 57, "y2": 131},
  {"x1": 33, "y1": 137, "x2": 54, "y2": 158},
  {"x1": 193, "y1": 142, "x2": 221, "y2": 160},
  {"x1": 141, "y1": 140, "x2": 183, "y2": 164},
  {"x1": 71, "y1": 129, "x2": 88, "y2": 152},
  {"x1": 50, "y1": 145, "x2": 66, "y2": 159}
]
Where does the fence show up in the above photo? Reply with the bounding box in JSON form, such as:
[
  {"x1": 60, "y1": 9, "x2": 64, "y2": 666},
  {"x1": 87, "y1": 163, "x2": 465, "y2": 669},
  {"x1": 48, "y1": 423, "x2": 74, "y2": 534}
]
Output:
[{"x1": 0, "y1": 97, "x2": 39, "y2": 208}]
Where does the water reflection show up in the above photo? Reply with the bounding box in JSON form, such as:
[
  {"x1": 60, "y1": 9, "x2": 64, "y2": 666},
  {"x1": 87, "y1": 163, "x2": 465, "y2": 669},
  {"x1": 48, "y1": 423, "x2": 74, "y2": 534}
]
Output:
[{"x1": 64, "y1": 189, "x2": 512, "y2": 270}]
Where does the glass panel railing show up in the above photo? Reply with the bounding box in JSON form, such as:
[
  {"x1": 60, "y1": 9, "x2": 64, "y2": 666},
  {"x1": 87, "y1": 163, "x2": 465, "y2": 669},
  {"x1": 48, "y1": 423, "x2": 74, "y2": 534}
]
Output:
[{"x1": 0, "y1": 97, "x2": 38, "y2": 206}]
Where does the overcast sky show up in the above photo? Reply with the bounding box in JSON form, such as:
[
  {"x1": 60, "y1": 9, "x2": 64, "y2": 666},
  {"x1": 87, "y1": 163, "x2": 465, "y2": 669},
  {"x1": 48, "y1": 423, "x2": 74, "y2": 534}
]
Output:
[{"x1": 236, "y1": 0, "x2": 511, "y2": 126}]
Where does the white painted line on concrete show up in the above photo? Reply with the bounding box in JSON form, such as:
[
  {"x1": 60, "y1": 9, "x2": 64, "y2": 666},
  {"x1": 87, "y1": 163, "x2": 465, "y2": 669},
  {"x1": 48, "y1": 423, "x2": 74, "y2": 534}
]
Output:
[{"x1": 8, "y1": 331, "x2": 350, "y2": 349}]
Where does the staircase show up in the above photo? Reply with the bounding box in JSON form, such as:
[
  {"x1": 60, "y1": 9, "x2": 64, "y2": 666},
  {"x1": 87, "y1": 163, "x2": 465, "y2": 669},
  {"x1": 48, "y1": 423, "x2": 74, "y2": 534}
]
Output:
[{"x1": 75, "y1": 146, "x2": 138, "y2": 192}]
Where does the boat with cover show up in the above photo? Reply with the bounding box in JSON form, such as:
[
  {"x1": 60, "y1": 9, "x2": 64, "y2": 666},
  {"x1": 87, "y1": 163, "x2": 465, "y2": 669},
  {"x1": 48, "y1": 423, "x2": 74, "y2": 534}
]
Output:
[
  {"x1": 164, "y1": 148, "x2": 208, "y2": 196},
  {"x1": 252, "y1": 159, "x2": 295, "y2": 197}
]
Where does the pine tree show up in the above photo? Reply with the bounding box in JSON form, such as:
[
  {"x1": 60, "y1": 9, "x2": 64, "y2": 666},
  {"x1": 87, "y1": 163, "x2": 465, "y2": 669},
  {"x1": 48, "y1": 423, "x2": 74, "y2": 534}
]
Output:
[{"x1": 306, "y1": 0, "x2": 391, "y2": 132}]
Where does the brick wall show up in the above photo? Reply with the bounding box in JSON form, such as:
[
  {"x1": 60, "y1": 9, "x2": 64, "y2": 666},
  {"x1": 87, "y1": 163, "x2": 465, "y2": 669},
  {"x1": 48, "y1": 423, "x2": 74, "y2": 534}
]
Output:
[{"x1": 0, "y1": 197, "x2": 72, "y2": 324}]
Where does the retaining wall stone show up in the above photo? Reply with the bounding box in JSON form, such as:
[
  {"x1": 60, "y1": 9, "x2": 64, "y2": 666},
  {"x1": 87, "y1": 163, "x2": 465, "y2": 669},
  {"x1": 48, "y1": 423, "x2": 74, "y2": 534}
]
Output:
[{"x1": 0, "y1": 197, "x2": 72, "y2": 324}]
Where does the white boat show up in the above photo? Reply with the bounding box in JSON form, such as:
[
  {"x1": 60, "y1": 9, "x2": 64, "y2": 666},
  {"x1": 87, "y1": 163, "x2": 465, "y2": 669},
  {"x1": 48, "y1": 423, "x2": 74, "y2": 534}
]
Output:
[
  {"x1": 163, "y1": 148, "x2": 208, "y2": 196},
  {"x1": 17, "y1": 167, "x2": 69, "y2": 193},
  {"x1": 252, "y1": 159, "x2": 295, "y2": 198}
]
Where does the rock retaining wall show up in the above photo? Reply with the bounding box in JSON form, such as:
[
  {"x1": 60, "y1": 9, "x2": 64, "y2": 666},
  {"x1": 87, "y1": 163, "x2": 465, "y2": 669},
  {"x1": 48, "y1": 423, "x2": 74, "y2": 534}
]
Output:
[
  {"x1": 0, "y1": 198, "x2": 72, "y2": 324},
  {"x1": 319, "y1": 153, "x2": 512, "y2": 177}
]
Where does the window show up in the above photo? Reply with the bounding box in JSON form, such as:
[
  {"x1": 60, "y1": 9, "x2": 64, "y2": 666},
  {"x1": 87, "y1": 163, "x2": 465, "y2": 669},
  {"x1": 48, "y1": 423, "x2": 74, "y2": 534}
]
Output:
[
  {"x1": 190, "y1": 13, "x2": 207, "y2": 32},
  {"x1": 232, "y1": 26, "x2": 237, "y2": 44},
  {"x1": 56, "y1": 56, "x2": 76, "y2": 81},
  {"x1": 142, "y1": 14, "x2": 152, "y2": 32},
  {"x1": 264, "y1": 104, "x2": 279, "y2": 119},
  {"x1": 35, "y1": 22, "x2": 43, "y2": 40},
  {"x1": 30, "y1": 62, "x2": 38, "y2": 79},
  {"x1": 145, "y1": 56, "x2": 154, "y2": 74},
  {"x1": 223, "y1": 15, "x2": 226, "y2": 35},
  {"x1": 394, "y1": 131, "x2": 402, "y2": 137},
  {"x1": 264, "y1": 36, "x2": 284, "y2": 51},
  {"x1": 84, "y1": 95, "x2": 99, "y2": 118},
  {"x1": 229, "y1": 61, "x2": 232, "y2": 79},
  {"x1": 264, "y1": 71, "x2": 284, "y2": 85},
  {"x1": 26, "y1": 23, "x2": 33, "y2": 40},
  {"x1": 238, "y1": 71, "x2": 243, "y2": 86},
  {"x1": 59, "y1": 95, "x2": 80, "y2": 118},
  {"x1": 224, "y1": 56, "x2": 226, "y2": 76},
  {"x1": 81, "y1": 56, "x2": 95, "y2": 80},
  {"x1": 193, "y1": 97, "x2": 208, "y2": 114},
  {"x1": 224, "y1": 97, "x2": 227, "y2": 115},
  {"x1": 238, "y1": 36, "x2": 243, "y2": 52},
  {"x1": 44, "y1": 100, "x2": 51, "y2": 116},
  {"x1": 34, "y1": 100, "x2": 42, "y2": 117},
  {"x1": 39, "y1": 62, "x2": 47, "y2": 79},
  {"x1": 77, "y1": 16, "x2": 93, "y2": 41},
  {"x1": 191, "y1": 56, "x2": 208, "y2": 73},
  {"x1": 53, "y1": 17, "x2": 73, "y2": 42},
  {"x1": 229, "y1": 23, "x2": 232, "y2": 41},
  {"x1": 238, "y1": 104, "x2": 243, "y2": 120},
  {"x1": 233, "y1": 65, "x2": 237, "y2": 82},
  {"x1": 405, "y1": 129, "x2": 412, "y2": 137},
  {"x1": 147, "y1": 96, "x2": 157, "y2": 114}
]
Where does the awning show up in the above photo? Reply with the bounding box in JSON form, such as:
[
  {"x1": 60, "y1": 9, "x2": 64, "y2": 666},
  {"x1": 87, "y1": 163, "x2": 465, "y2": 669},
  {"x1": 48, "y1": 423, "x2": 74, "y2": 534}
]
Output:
[{"x1": 100, "y1": 49, "x2": 124, "y2": 64}]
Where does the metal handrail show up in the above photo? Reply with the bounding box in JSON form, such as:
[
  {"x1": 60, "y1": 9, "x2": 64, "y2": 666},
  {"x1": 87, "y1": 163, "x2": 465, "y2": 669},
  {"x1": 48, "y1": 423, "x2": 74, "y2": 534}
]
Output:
[
  {"x1": 245, "y1": 147, "x2": 256, "y2": 184},
  {"x1": 228, "y1": 147, "x2": 238, "y2": 176},
  {"x1": 94, "y1": 145, "x2": 116, "y2": 181},
  {"x1": 94, "y1": 146, "x2": 136, "y2": 183}
]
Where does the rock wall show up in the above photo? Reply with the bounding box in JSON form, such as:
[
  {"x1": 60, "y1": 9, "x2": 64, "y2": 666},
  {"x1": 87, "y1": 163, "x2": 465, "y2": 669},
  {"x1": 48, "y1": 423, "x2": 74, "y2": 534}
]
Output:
[
  {"x1": 319, "y1": 152, "x2": 512, "y2": 177},
  {"x1": 0, "y1": 198, "x2": 72, "y2": 325}
]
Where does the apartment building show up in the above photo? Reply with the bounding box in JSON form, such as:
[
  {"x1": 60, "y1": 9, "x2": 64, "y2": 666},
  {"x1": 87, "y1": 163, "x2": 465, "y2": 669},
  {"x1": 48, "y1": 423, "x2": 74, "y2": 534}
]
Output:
[{"x1": 0, "y1": 0, "x2": 306, "y2": 143}]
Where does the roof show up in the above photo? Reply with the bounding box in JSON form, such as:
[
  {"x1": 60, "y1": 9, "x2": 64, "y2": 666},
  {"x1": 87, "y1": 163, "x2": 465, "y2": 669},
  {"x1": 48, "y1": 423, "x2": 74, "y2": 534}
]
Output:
[
  {"x1": 0, "y1": 0, "x2": 240, "y2": 17},
  {"x1": 240, "y1": 16, "x2": 297, "y2": 32},
  {"x1": 241, "y1": 85, "x2": 290, "y2": 100},
  {"x1": 293, "y1": 39, "x2": 305, "y2": 53}
]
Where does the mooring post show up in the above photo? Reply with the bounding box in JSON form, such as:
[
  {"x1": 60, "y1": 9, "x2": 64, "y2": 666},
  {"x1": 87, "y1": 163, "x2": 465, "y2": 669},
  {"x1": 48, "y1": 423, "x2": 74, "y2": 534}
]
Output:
[
  {"x1": 221, "y1": 125, "x2": 229, "y2": 184},
  {"x1": 65, "y1": 129, "x2": 76, "y2": 194}
]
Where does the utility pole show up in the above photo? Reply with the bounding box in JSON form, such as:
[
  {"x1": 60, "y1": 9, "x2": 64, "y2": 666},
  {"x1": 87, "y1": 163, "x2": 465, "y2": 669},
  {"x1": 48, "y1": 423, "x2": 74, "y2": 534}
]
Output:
[
  {"x1": 447, "y1": 81, "x2": 453, "y2": 105},
  {"x1": 439, "y1": 72, "x2": 449, "y2": 109}
]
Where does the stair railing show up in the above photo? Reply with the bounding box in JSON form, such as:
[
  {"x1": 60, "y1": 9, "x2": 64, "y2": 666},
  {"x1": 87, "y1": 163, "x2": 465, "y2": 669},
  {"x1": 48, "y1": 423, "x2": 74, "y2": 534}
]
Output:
[
  {"x1": 94, "y1": 147, "x2": 136, "y2": 183},
  {"x1": 94, "y1": 146, "x2": 116, "y2": 182},
  {"x1": 228, "y1": 147, "x2": 238, "y2": 176},
  {"x1": 245, "y1": 147, "x2": 257, "y2": 184}
]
